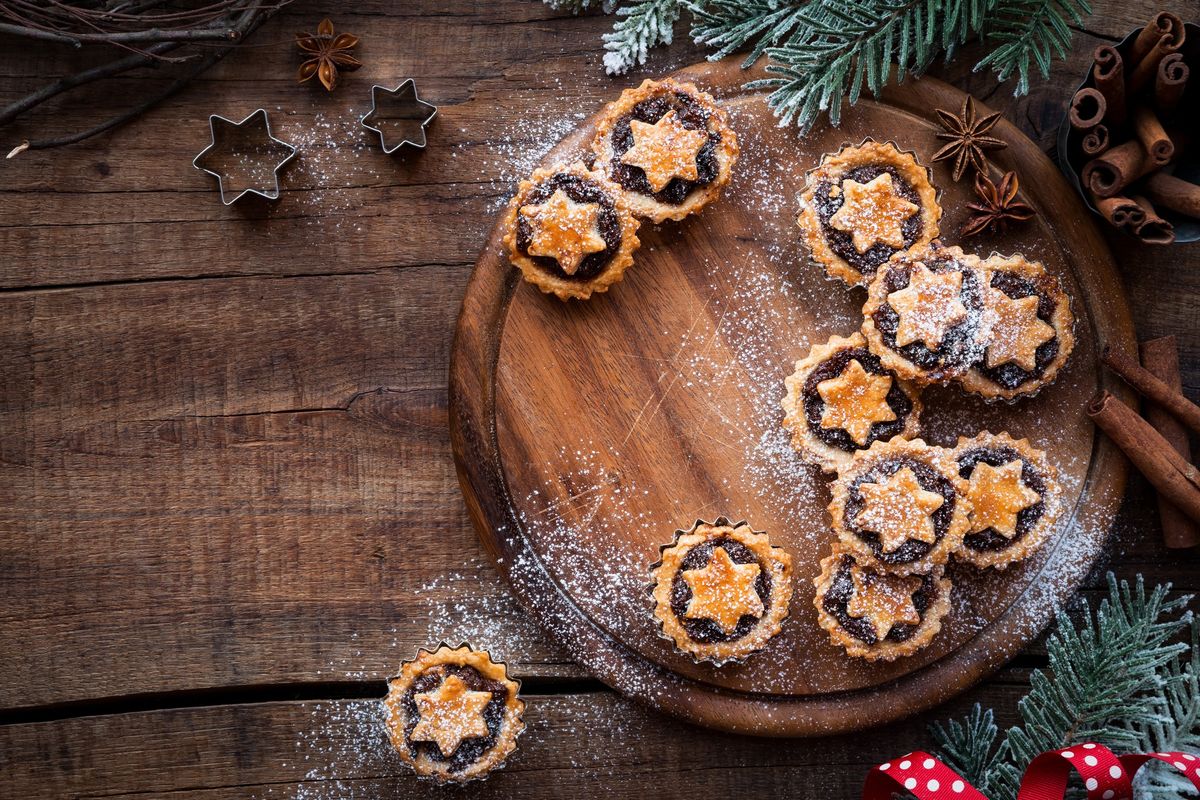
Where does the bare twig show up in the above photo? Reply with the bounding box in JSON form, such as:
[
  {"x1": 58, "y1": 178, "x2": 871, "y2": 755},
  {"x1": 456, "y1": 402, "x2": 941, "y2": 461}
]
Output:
[
  {"x1": 0, "y1": 41, "x2": 185, "y2": 126},
  {"x1": 0, "y1": 21, "x2": 251, "y2": 44},
  {"x1": 8, "y1": 46, "x2": 227, "y2": 157},
  {"x1": 2, "y1": 0, "x2": 286, "y2": 155}
]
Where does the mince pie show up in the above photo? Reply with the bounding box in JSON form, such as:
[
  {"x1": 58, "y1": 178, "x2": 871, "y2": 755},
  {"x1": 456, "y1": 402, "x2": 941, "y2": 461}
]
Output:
[
  {"x1": 814, "y1": 545, "x2": 952, "y2": 660},
  {"x1": 958, "y1": 253, "x2": 1075, "y2": 401},
  {"x1": 591, "y1": 78, "x2": 739, "y2": 223},
  {"x1": 502, "y1": 161, "x2": 640, "y2": 300},
  {"x1": 829, "y1": 437, "x2": 971, "y2": 575},
  {"x1": 952, "y1": 431, "x2": 1063, "y2": 569},
  {"x1": 781, "y1": 332, "x2": 923, "y2": 473},
  {"x1": 651, "y1": 517, "x2": 792, "y2": 665},
  {"x1": 383, "y1": 644, "x2": 524, "y2": 784},
  {"x1": 862, "y1": 242, "x2": 990, "y2": 384},
  {"x1": 797, "y1": 140, "x2": 941, "y2": 287}
]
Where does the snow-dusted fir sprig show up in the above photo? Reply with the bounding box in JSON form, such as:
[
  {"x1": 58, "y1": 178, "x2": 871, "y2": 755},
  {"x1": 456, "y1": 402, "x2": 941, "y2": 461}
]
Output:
[
  {"x1": 542, "y1": 0, "x2": 1091, "y2": 132},
  {"x1": 602, "y1": 0, "x2": 682, "y2": 75},
  {"x1": 930, "y1": 574, "x2": 1196, "y2": 800},
  {"x1": 544, "y1": 0, "x2": 619, "y2": 13}
]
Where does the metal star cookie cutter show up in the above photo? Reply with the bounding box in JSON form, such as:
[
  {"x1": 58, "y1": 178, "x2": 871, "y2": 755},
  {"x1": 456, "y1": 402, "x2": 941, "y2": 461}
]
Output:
[
  {"x1": 360, "y1": 80, "x2": 437, "y2": 155},
  {"x1": 192, "y1": 108, "x2": 297, "y2": 205}
]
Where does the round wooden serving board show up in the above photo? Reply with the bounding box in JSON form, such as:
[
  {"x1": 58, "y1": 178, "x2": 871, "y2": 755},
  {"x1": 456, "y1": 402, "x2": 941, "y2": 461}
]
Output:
[{"x1": 449, "y1": 58, "x2": 1136, "y2": 736}]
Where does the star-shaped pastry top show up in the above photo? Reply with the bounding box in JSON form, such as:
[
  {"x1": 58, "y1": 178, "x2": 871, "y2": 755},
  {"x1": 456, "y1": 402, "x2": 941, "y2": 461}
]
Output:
[
  {"x1": 816, "y1": 359, "x2": 897, "y2": 446},
  {"x1": 410, "y1": 673, "x2": 493, "y2": 757},
  {"x1": 828, "y1": 173, "x2": 920, "y2": 253},
  {"x1": 966, "y1": 459, "x2": 1040, "y2": 537},
  {"x1": 518, "y1": 189, "x2": 607, "y2": 276},
  {"x1": 985, "y1": 290, "x2": 1054, "y2": 371},
  {"x1": 845, "y1": 563, "x2": 923, "y2": 640},
  {"x1": 888, "y1": 263, "x2": 969, "y2": 349},
  {"x1": 619, "y1": 111, "x2": 710, "y2": 193},
  {"x1": 681, "y1": 546, "x2": 763, "y2": 634},
  {"x1": 854, "y1": 466, "x2": 945, "y2": 552}
]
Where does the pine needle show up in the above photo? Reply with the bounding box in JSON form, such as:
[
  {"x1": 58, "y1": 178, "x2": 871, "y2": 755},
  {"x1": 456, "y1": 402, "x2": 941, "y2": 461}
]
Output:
[
  {"x1": 931, "y1": 574, "x2": 1196, "y2": 800},
  {"x1": 547, "y1": 0, "x2": 1093, "y2": 131}
]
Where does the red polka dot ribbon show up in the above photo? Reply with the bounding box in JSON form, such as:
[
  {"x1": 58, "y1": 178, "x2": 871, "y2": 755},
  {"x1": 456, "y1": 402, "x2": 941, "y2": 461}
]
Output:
[{"x1": 862, "y1": 746, "x2": 1200, "y2": 800}]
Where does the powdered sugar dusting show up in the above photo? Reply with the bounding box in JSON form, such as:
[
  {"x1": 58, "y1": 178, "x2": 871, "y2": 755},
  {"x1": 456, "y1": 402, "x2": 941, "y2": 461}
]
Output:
[{"x1": 277, "y1": 80, "x2": 1122, "y2": 776}]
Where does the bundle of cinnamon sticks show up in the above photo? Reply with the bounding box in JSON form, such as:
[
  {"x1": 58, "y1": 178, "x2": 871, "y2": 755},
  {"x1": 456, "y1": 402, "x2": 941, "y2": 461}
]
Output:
[
  {"x1": 1089, "y1": 336, "x2": 1199, "y2": 549},
  {"x1": 1068, "y1": 12, "x2": 1198, "y2": 244}
]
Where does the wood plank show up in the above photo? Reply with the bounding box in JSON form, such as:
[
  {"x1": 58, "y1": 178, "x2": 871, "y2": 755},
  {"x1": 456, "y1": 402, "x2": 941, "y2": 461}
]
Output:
[
  {"x1": 3, "y1": 10, "x2": 1197, "y2": 396},
  {"x1": 0, "y1": 0, "x2": 1194, "y2": 737},
  {"x1": 0, "y1": 677, "x2": 1034, "y2": 799},
  {"x1": 2, "y1": 2, "x2": 1198, "y2": 712},
  {"x1": 0, "y1": 266, "x2": 1191, "y2": 710},
  {"x1": 0, "y1": 270, "x2": 583, "y2": 710}
]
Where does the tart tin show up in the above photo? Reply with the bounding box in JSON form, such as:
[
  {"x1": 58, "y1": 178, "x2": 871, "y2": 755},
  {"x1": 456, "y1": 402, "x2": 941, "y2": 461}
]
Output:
[
  {"x1": 647, "y1": 516, "x2": 792, "y2": 667},
  {"x1": 382, "y1": 641, "x2": 525, "y2": 785},
  {"x1": 1055, "y1": 22, "x2": 1200, "y2": 243},
  {"x1": 798, "y1": 136, "x2": 945, "y2": 287},
  {"x1": 956, "y1": 249, "x2": 1076, "y2": 405}
]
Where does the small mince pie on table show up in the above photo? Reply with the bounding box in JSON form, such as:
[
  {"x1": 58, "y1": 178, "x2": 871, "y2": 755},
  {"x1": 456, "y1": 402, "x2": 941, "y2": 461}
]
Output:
[
  {"x1": 383, "y1": 644, "x2": 525, "y2": 784},
  {"x1": 862, "y1": 242, "x2": 990, "y2": 384},
  {"x1": 797, "y1": 140, "x2": 941, "y2": 287},
  {"x1": 650, "y1": 518, "x2": 792, "y2": 665},
  {"x1": 814, "y1": 545, "x2": 952, "y2": 660},
  {"x1": 829, "y1": 437, "x2": 971, "y2": 575},
  {"x1": 958, "y1": 253, "x2": 1075, "y2": 401},
  {"x1": 952, "y1": 431, "x2": 1063, "y2": 569},
  {"x1": 781, "y1": 332, "x2": 923, "y2": 473},
  {"x1": 591, "y1": 77, "x2": 739, "y2": 222},
  {"x1": 502, "y1": 161, "x2": 640, "y2": 300}
]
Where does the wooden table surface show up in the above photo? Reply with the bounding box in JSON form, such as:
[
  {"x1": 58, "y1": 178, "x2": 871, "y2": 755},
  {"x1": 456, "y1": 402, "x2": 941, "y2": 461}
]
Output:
[{"x1": 2, "y1": 2, "x2": 1197, "y2": 797}]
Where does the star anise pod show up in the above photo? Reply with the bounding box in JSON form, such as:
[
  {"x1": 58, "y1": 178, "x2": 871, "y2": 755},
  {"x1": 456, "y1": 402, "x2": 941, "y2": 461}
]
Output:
[
  {"x1": 296, "y1": 18, "x2": 361, "y2": 92},
  {"x1": 962, "y1": 170, "x2": 1035, "y2": 237},
  {"x1": 933, "y1": 96, "x2": 1008, "y2": 182}
]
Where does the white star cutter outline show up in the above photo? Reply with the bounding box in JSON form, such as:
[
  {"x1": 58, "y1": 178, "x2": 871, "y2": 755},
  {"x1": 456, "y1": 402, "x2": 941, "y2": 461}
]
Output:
[
  {"x1": 192, "y1": 108, "x2": 297, "y2": 205},
  {"x1": 360, "y1": 80, "x2": 438, "y2": 154}
]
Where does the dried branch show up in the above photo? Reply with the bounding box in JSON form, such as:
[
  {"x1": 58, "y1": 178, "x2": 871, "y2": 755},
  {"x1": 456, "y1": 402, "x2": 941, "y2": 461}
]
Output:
[{"x1": 1, "y1": 0, "x2": 290, "y2": 155}]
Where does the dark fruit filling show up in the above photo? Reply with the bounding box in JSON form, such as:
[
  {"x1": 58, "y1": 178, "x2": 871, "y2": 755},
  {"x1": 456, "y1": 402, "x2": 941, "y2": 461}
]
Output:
[
  {"x1": 402, "y1": 665, "x2": 509, "y2": 772},
  {"x1": 607, "y1": 90, "x2": 720, "y2": 206},
  {"x1": 822, "y1": 555, "x2": 937, "y2": 644},
  {"x1": 669, "y1": 536, "x2": 771, "y2": 644},
  {"x1": 516, "y1": 173, "x2": 623, "y2": 281},
  {"x1": 957, "y1": 446, "x2": 1047, "y2": 551},
  {"x1": 975, "y1": 270, "x2": 1060, "y2": 390},
  {"x1": 802, "y1": 346, "x2": 914, "y2": 453},
  {"x1": 872, "y1": 255, "x2": 985, "y2": 376},
  {"x1": 843, "y1": 457, "x2": 957, "y2": 565},
  {"x1": 812, "y1": 165, "x2": 923, "y2": 280}
]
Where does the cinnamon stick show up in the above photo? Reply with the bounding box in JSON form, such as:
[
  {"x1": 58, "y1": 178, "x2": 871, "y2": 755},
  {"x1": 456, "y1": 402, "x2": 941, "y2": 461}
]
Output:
[
  {"x1": 1130, "y1": 33, "x2": 1183, "y2": 94},
  {"x1": 1093, "y1": 194, "x2": 1145, "y2": 230},
  {"x1": 1092, "y1": 45, "x2": 1127, "y2": 125},
  {"x1": 1103, "y1": 343, "x2": 1200, "y2": 435},
  {"x1": 1130, "y1": 195, "x2": 1175, "y2": 245},
  {"x1": 1081, "y1": 125, "x2": 1110, "y2": 156},
  {"x1": 1129, "y1": 12, "x2": 1185, "y2": 66},
  {"x1": 1069, "y1": 87, "x2": 1107, "y2": 130},
  {"x1": 1132, "y1": 106, "x2": 1174, "y2": 165},
  {"x1": 1088, "y1": 392, "x2": 1200, "y2": 524},
  {"x1": 1140, "y1": 336, "x2": 1199, "y2": 548},
  {"x1": 1156, "y1": 53, "x2": 1189, "y2": 113},
  {"x1": 1082, "y1": 140, "x2": 1155, "y2": 198},
  {"x1": 1144, "y1": 171, "x2": 1200, "y2": 219}
]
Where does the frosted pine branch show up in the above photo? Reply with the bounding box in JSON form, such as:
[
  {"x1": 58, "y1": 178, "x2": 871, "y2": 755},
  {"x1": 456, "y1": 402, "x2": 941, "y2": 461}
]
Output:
[{"x1": 602, "y1": 0, "x2": 682, "y2": 74}]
